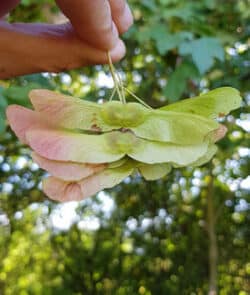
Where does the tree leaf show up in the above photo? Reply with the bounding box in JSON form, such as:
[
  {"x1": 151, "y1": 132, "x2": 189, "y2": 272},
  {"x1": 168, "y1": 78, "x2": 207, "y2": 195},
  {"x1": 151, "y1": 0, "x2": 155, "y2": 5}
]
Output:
[
  {"x1": 3, "y1": 83, "x2": 41, "y2": 106},
  {"x1": 141, "y1": 0, "x2": 157, "y2": 11},
  {"x1": 137, "y1": 23, "x2": 167, "y2": 43},
  {"x1": 163, "y1": 62, "x2": 199, "y2": 101},
  {"x1": 162, "y1": 4, "x2": 197, "y2": 21},
  {"x1": 179, "y1": 37, "x2": 225, "y2": 73},
  {"x1": 159, "y1": 0, "x2": 179, "y2": 5},
  {"x1": 0, "y1": 114, "x2": 5, "y2": 134},
  {"x1": 156, "y1": 32, "x2": 193, "y2": 55},
  {"x1": 0, "y1": 87, "x2": 8, "y2": 134}
]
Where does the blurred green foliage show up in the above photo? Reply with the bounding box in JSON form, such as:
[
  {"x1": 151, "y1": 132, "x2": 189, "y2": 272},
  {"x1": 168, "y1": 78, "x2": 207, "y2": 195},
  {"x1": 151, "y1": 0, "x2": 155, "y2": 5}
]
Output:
[{"x1": 0, "y1": 0, "x2": 249, "y2": 294}]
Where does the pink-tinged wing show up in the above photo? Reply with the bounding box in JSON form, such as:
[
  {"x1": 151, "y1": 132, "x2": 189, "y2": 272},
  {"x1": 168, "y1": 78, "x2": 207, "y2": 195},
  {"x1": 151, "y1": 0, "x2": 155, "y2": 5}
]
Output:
[
  {"x1": 43, "y1": 177, "x2": 83, "y2": 202},
  {"x1": 26, "y1": 128, "x2": 125, "y2": 163},
  {"x1": 210, "y1": 124, "x2": 227, "y2": 142},
  {"x1": 29, "y1": 89, "x2": 107, "y2": 131},
  {"x1": 32, "y1": 152, "x2": 107, "y2": 181},
  {"x1": 43, "y1": 164, "x2": 134, "y2": 202},
  {"x1": 6, "y1": 105, "x2": 51, "y2": 143}
]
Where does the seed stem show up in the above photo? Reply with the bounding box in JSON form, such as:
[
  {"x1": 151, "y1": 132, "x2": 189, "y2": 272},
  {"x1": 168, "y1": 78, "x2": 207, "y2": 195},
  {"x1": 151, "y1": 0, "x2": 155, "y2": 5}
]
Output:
[
  {"x1": 122, "y1": 87, "x2": 152, "y2": 109},
  {"x1": 107, "y1": 52, "x2": 152, "y2": 109},
  {"x1": 108, "y1": 87, "x2": 116, "y2": 101},
  {"x1": 107, "y1": 52, "x2": 125, "y2": 104}
]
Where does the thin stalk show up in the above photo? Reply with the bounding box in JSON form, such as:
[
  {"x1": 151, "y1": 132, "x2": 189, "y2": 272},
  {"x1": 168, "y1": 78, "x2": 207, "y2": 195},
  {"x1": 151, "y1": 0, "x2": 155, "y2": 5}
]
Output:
[
  {"x1": 123, "y1": 87, "x2": 152, "y2": 109},
  {"x1": 116, "y1": 70, "x2": 126, "y2": 103},
  {"x1": 107, "y1": 52, "x2": 152, "y2": 108},
  {"x1": 107, "y1": 52, "x2": 125, "y2": 104},
  {"x1": 109, "y1": 87, "x2": 116, "y2": 101}
]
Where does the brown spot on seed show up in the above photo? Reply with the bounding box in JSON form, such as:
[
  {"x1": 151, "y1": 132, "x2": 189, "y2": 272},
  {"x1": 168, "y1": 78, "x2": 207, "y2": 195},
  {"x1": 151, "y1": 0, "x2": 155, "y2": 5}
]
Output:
[
  {"x1": 91, "y1": 124, "x2": 102, "y2": 132},
  {"x1": 218, "y1": 112, "x2": 225, "y2": 117}
]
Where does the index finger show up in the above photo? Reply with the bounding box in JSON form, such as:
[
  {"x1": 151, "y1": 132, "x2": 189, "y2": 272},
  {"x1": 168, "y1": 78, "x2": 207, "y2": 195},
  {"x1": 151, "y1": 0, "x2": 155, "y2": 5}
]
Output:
[{"x1": 55, "y1": 0, "x2": 118, "y2": 50}]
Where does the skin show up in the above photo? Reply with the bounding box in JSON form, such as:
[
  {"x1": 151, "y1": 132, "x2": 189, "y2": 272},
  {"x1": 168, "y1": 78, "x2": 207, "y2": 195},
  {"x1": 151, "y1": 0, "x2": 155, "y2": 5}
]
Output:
[{"x1": 0, "y1": 0, "x2": 133, "y2": 79}]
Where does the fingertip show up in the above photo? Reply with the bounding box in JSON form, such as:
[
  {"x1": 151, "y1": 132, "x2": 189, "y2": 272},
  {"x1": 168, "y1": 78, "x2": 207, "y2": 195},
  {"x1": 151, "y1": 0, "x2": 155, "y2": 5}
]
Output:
[
  {"x1": 109, "y1": 1, "x2": 134, "y2": 34},
  {"x1": 119, "y1": 3, "x2": 134, "y2": 33},
  {"x1": 109, "y1": 39, "x2": 126, "y2": 62}
]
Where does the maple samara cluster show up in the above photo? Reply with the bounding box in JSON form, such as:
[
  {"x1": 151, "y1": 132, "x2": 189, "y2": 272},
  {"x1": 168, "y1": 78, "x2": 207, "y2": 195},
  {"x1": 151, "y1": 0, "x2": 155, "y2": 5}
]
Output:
[{"x1": 6, "y1": 87, "x2": 241, "y2": 202}]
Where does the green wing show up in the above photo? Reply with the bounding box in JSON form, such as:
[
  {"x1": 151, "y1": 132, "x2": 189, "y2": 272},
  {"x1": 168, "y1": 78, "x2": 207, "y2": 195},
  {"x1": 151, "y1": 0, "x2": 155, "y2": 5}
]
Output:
[
  {"x1": 108, "y1": 158, "x2": 129, "y2": 169},
  {"x1": 190, "y1": 144, "x2": 218, "y2": 167},
  {"x1": 131, "y1": 110, "x2": 218, "y2": 144},
  {"x1": 160, "y1": 87, "x2": 242, "y2": 118},
  {"x1": 109, "y1": 159, "x2": 172, "y2": 181},
  {"x1": 138, "y1": 163, "x2": 172, "y2": 180},
  {"x1": 94, "y1": 162, "x2": 135, "y2": 189},
  {"x1": 129, "y1": 138, "x2": 210, "y2": 165},
  {"x1": 173, "y1": 144, "x2": 218, "y2": 168}
]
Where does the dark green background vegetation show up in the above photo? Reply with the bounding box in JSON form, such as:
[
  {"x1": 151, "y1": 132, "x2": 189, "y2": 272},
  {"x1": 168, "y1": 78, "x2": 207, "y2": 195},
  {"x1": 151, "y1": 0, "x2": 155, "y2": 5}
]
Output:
[{"x1": 0, "y1": 0, "x2": 249, "y2": 294}]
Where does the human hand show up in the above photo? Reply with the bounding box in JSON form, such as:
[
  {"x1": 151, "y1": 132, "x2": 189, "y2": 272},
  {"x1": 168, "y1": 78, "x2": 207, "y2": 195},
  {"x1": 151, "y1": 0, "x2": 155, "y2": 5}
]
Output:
[{"x1": 0, "y1": 0, "x2": 133, "y2": 79}]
